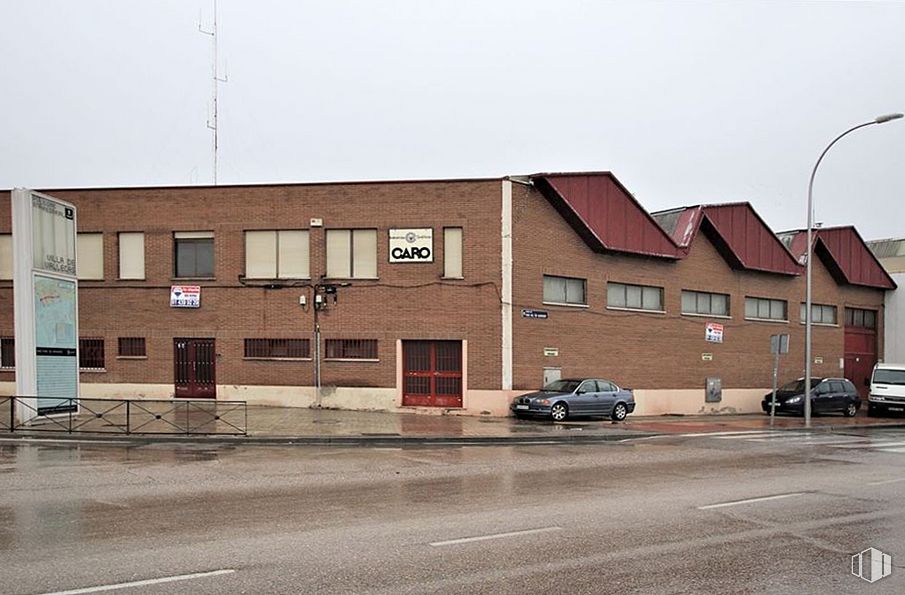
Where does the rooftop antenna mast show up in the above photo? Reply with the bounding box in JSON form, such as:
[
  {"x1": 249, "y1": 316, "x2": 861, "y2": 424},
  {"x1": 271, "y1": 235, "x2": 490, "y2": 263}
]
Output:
[{"x1": 199, "y1": 0, "x2": 227, "y2": 184}]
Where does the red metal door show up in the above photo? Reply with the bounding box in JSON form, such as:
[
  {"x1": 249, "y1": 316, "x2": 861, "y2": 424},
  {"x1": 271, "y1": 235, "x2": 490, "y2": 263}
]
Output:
[
  {"x1": 174, "y1": 338, "x2": 217, "y2": 398},
  {"x1": 844, "y1": 327, "x2": 876, "y2": 399},
  {"x1": 402, "y1": 340, "x2": 462, "y2": 407}
]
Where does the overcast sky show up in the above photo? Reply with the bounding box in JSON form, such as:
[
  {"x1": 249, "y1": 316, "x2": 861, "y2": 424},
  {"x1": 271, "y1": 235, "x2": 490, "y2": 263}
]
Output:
[{"x1": 2, "y1": 1, "x2": 903, "y2": 239}]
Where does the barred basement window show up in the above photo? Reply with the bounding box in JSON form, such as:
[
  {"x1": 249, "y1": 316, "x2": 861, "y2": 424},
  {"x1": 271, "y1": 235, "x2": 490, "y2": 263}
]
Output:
[
  {"x1": 681, "y1": 290, "x2": 730, "y2": 316},
  {"x1": 325, "y1": 339, "x2": 378, "y2": 360},
  {"x1": 118, "y1": 337, "x2": 147, "y2": 357},
  {"x1": 0, "y1": 337, "x2": 14, "y2": 369},
  {"x1": 79, "y1": 338, "x2": 105, "y2": 370},
  {"x1": 744, "y1": 297, "x2": 787, "y2": 322},
  {"x1": 845, "y1": 307, "x2": 877, "y2": 329},
  {"x1": 800, "y1": 303, "x2": 838, "y2": 325},
  {"x1": 244, "y1": 338, "x2": 310, "y2": 359}
]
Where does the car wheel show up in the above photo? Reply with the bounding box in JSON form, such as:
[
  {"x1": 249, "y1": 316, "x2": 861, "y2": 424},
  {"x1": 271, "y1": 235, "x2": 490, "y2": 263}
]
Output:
[
  {"x1": 612, "y1": 402, "x2": 628, "y2": 422},
  {"x1": 843, "y1": 402, "x2": 858, "y2": 418},
  {"x1": 550, "y1": 402, "x2": 568, "y2": 422}
]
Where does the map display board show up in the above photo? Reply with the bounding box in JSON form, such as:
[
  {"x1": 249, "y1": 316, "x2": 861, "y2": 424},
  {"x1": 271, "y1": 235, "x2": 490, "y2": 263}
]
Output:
[{"x1": 34, "y1": 275, "x2": 78, "y2": 411}]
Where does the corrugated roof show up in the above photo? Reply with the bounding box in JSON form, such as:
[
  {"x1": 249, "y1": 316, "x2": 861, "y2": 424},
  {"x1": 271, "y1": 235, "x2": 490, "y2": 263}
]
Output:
[
  {"x1": 781, "y1": 227, "x2": 896, "y2": 290},
  {"x1": 868, "y1": 238, "x2": 905, "y2": 259}
]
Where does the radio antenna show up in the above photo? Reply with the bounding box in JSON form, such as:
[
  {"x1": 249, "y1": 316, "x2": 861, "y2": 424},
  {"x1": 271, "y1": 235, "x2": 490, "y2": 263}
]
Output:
[{"x1": 199, "y1": 0, "x2": 227, "y2": 184}]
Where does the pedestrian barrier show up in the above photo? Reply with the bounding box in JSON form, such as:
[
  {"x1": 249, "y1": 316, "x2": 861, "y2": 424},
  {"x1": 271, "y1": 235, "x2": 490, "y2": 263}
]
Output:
[{"x1": 0, "y1": 396, "x2": 247, "y2": 436}]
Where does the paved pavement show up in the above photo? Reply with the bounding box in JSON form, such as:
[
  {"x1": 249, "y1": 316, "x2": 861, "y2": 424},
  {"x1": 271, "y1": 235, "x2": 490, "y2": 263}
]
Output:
[
  {"x1": 3, "y1": 427, "x2": 905, "y2": 593},
  {"x1": 5, "y1": 398, "x2": 905, "y2": 443}
]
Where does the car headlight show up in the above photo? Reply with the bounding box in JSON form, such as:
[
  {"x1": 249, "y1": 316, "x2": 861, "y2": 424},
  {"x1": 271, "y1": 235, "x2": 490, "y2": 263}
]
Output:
[
  {"x1": 786, "y1": 396, "x2": 802, "y2": 404},
  {"x1": 535, "y1": 399, "x2": 550, "y2": 406}
]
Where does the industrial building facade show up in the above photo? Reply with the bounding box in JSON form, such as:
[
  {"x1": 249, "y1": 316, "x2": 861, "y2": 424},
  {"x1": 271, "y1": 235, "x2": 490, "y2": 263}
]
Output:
[{"x1": 0, "y1": 172, "x2": 895, "y2": 416}]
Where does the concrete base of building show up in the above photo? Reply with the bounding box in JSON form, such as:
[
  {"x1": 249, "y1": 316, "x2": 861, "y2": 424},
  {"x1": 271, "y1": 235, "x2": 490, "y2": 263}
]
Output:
[{"x1": 0, "y1": 382, "x2": 769, "y2": 418}]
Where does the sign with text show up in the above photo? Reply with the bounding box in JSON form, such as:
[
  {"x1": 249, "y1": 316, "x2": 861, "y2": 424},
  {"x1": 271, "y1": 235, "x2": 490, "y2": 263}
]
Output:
[
  {"x1": 170, "y1": 285, "x2": 201, "y2": 308},
  {"x1": 521, "y1": 309, "x2": 548, "y2": 319},
  {"x1": 543, "y1": 347, "x2": 559, "y2": 357},
  {"x1": 389, "y1": 228, "x2": 433, "y2": 263},
  {"x1": 705, "y1": 322, "x2": 724, "y2": 343},
  {"x1": 12, "y1": 189, "x2": 80, "y2": 422}
]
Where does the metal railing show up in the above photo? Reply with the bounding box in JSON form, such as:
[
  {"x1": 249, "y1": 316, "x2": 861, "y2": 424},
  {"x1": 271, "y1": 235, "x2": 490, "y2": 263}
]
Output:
[{"x1": 0, "y1": 396, "x2": 247, "y2": 436}]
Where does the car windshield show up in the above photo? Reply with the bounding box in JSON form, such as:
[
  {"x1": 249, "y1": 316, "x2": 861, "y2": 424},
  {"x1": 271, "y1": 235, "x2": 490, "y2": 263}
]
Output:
[
  {"x1": 542, "y1": 380, "x2": 582, "y2": 393},
  {"x1": 874, "y1": 369, "x2": 905, "y2": 386},
  {"x1": 779, "y1": 379, "x2": 820, "y2": 393}
]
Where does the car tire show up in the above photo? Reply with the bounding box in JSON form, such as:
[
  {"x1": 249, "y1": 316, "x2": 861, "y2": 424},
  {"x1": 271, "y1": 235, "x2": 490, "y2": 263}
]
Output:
[
  {"x1": 843, "y1": 402, "x2": 858, "y2": 417},
  {"x1": 550, "y1": 402, "x2": 568, "y2": 422},
  {"x1": 612, "y1": 402, "x2": 628, "y2": 422}
]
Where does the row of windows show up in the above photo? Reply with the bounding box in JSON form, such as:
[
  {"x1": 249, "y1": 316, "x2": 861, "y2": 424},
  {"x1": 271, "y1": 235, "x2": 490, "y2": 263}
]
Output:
[
  {"x1": 0, "y1": 337, "x2": 379, "y2": 370},
  {"x1": 0, "y1": 228, "x2": 465, "y2": 281},
  {"x1": 541, "y1": 275, "x2": 873, "y2": 325}
]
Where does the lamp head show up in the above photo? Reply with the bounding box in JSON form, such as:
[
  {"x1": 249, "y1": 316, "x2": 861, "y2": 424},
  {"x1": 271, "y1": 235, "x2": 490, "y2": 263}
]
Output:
[{"x1": 875, "y1": 113, "x2": 904, "y2": 124}]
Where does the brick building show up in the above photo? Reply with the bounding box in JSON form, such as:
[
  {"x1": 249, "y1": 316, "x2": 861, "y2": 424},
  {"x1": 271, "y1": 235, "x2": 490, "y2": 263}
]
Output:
[{"x1": 0, "y1": 172, "x2": 895, "y2": 416}]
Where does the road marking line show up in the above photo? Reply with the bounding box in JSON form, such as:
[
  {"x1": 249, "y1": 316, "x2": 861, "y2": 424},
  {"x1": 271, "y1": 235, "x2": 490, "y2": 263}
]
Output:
[
  {"x1": 430, "y1": 526, "x2": 561, "y2": 547},
  {"x1": 878, "y1": 447, "x2": 905, "y2": 453},
  {"x1": 37, "y1": 569, "x2": 236, "y2": 595},
  {"x1": 833, "y1": 441, "x2": 905, "y2": 450},
  {"x1": 697, "y1": 493, "x2": 805, "y2": 510},
  {"x1": 867, "y1": 477, "x2": 905, "y2": 486}
]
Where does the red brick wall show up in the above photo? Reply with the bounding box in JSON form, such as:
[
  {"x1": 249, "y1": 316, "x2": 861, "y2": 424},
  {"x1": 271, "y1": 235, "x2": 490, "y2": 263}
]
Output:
[
  {"x1": 510, "y1": 183, "x2": 885, "y2": 391},
  {"x1": 0, "y1": 180, "x2": 504, "y2": 392}
]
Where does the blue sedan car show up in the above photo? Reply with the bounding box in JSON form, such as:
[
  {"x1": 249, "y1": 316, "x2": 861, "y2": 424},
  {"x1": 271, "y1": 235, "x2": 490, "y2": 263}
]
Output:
[{"x1": 511, "y1": 378, "x2": 636, "y2": 422}]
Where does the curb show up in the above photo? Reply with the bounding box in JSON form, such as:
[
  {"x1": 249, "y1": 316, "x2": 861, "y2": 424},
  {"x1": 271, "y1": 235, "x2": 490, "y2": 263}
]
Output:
[{"x1": 0, "y1": 430, "x2": 656, "y2": 447}]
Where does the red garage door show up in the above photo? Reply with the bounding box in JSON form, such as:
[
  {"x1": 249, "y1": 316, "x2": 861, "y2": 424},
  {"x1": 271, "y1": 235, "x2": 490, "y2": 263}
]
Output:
[
  {"x1": 402, "y1": 341, "x2": 463, "y2": 407},
  {"x1": 844, "y1": 308, "x2": 878, "y2": 399}
]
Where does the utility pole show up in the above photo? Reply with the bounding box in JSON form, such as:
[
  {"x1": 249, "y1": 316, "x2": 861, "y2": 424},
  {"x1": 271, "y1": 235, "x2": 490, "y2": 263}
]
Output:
[{"x1": 199, "y1": 0, "x2": 227, "y2": 185}]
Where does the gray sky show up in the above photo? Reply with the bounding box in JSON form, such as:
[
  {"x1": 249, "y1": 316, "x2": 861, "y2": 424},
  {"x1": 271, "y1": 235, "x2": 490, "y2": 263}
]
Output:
[{"x1": 2, "y1": 0, "x2": 903, "y2": 239}]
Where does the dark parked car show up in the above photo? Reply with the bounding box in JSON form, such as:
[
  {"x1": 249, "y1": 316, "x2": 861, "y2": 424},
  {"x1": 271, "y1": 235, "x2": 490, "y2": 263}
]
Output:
[
  {"x1": 511, "y1": 378, "x2": 635, "y2": 422},
  {"x1": 761, "y1": 377, "x2": 861, "y2": 417}
]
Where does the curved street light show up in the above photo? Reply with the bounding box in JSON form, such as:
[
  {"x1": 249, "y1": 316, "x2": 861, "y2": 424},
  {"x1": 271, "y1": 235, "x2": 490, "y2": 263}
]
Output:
[{"x1": 804, "y1": 112, "x2": 903, "y2": 426}]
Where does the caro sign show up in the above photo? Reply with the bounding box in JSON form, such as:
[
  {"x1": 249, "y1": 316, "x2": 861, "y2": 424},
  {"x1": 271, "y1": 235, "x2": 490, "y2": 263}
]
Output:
[{"x1": 389, "y1": 228, "x2": 433, "y2": 263}]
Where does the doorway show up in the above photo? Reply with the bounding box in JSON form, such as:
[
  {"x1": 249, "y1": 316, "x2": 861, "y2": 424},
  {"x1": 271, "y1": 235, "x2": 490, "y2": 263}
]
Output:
[
  {"x1": 174, "y1": 338, "x2": 216, "y2": 398},
  {"x1": 402, "y1": 340, "x2": 463, "y2": 407}
]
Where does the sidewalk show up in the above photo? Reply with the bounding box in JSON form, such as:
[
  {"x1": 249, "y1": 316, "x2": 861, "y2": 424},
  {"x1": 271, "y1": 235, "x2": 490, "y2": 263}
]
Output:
[{"x1": 5, "y1": 403, "x2": 905, "y2": 445}]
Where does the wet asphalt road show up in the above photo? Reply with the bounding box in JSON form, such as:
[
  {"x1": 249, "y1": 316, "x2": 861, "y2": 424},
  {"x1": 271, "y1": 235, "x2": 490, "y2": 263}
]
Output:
[{"x1": 2, "y1": 428, "x2": 905, "y2": 594}]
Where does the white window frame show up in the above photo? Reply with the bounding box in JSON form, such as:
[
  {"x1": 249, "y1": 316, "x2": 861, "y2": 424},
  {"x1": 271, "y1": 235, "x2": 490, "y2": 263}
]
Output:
[
  {"x1": 326, "y1": 229, "x2": 378, "y2": 279},
  {"x1": 744, "y1": 296, "x2": 788, "y2": 323},
  {"x1": 443, "y1": 227, "x2": 463, "y2": 279},
  {"x1": 681, "y1": 290, "x2": 730, "y2": 318},
  {"x1": 77, "y1": 232, "x2": 104, "y2": 280},
  {"x1": 245, "y1": 230, "x2": 310, "y2": 279},
  {"x1": 799, "y1": 303, "x2": 838, "y2": 326},
  {"x1": 0, "y1": 234, "x2": 12, "y2": 280},
  {"x1": 607, "y1": 282, "x2": 665, "y2": 313},
  {"x1": 542, "y1": 275, "x2": 587, "y2": 307},
  {"x1": 118, "y1": 232, "x2": 145, "y2": 280}
]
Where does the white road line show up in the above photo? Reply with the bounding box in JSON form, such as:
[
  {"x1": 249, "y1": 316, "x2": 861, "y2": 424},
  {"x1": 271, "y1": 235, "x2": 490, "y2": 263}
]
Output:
[
  {"x1": 430, "y1": 526, "x2": 561, "y2": 547},
  {"x1": 697, "y1": 492, "x2": 805, "y2": 510},
  {"x1": 867, "y1": 477, "x2": 905, "y2": 486},
  {"x1": 37, "y1": 569, "x2": 236, "y2": 595},
  {"x1": 832, "y1": 441, "x2": 905, "y2": 450},
  {"x1": 878, "y1": 447, "x2": 905, "y2": 453},
  {"x1": 680, "y1": 431, "x2": 782, "y2": 438}
]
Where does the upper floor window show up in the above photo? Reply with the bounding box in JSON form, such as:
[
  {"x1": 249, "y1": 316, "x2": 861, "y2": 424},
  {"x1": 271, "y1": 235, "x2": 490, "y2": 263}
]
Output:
[
  {"x1": 543, "y1": 275, "x2": 587, "y2": 306},
  {"x1": 0, "y1": 234, "x2": 11, "y2": 280},
  {"x1": 118, "y1": 232, "x2": 145, "y2": 280},
  {"x1": 77, "y1": 233, "x2": 104, "y2": 280},
  {"x1": 682, "y1": 290, "x2": 730, "y2": 317},
  {"x1": 745, "y1": 297, "x2": 787, "y2": 321},
  {"x1": 0, "y1": 337, "x2": 14, "y2": 369},
  {"x1": 800, "y1": 303, "x2": 837, "y2": 325},
  {"x1": 443, "y1": 227, "x2": 463, "y2": 278},
  {"x1": 174, "y1": 231, "x2": 214, "y2": 278},
  {"x1": 79, "y1": 337, "x2": 105, "y2": 370},
  {"x1": 245, "y1": 230, "x2": 310, "y2": 279},
  {"x1": 608, "y1": 282, "x2": 664, "y2": 312},
  {"x1": 326, "y1": 229, "x2": 377, "y2": 279},
  {"x1": 845, "y1": 307, "x2": 877, "y2": 329}
]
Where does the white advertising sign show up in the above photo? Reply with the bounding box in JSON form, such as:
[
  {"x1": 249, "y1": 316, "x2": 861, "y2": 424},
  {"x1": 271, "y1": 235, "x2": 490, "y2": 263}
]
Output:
[
  {"x1": 170, "y1": 285, "x2": 201, "y2": 308},
  {"x1": 705, "y1": 322, "x2": 724, "y2": 343},
  {"x1": 12, "y1": 189, "x2": 80, "y2": 421},
  {"x1": 389, "y1": 228, "x2": 433, "y2": 263}
]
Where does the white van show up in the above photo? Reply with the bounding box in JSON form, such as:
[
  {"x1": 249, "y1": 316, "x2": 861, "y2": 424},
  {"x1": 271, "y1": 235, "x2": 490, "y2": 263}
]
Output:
[{"x1": 868, "y1": 363, "x2": 905, "y2": 416}]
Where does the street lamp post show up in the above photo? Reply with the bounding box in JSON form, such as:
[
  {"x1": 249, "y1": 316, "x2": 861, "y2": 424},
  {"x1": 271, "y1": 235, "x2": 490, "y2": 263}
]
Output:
[{"x1": 804, "y1": 113, "x2": 903, "y2": 427}]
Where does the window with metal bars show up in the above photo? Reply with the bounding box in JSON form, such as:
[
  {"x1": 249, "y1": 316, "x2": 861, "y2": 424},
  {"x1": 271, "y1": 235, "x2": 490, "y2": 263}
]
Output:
[
  {"x1": 0, "y1": 337, "x2": 14, "y2": 369},
  {"x1": 118, "y1": 337, "x2": 147, "y2": 357},
  {"x1": 79, "y1": 338, "x2": 105, "y2": 370},
  {"x1": 244, "y1": 338, "x2": 310, "y2": 359},
  {"x1": 325, "y1": 339, "x2": 378, "y2": 360}
]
